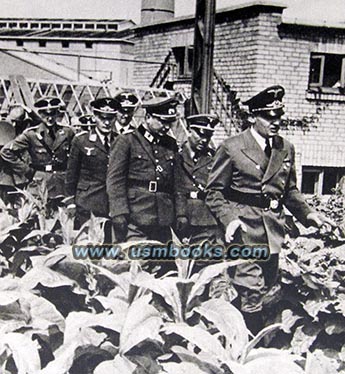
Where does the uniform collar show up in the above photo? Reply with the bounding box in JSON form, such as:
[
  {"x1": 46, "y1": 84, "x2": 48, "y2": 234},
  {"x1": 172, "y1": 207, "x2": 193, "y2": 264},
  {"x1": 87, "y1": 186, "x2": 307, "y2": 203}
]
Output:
[
  {"x1": 138, "y1": 124, "x2": 156, "y2": 143},
  {"x1": 95, "y1": 127, "x2": 110, "y2": 145},
  {"x1": 250, "y1": 127, "x2": 272, "y2": 151}
]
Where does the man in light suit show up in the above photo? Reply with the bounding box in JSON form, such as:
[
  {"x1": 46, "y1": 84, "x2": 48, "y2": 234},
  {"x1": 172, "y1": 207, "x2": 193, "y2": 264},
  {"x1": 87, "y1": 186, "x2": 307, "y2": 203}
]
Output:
[{"x1": 206, "y1": 85, "x2": 334, "y2": 333}]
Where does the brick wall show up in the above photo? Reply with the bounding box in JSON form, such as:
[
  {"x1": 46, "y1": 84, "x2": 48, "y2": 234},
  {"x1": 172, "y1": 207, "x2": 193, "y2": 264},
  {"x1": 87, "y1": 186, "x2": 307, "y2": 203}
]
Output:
[{"x1": 131, "y1": 6, "x2": 345, "y2": 183}]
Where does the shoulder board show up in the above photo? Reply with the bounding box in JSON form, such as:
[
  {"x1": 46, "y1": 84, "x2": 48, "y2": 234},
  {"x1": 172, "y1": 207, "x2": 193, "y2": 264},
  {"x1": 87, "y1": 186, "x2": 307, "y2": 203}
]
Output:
[{"x1": 75, "y1": 131, "x2": 88, "y2": 137}]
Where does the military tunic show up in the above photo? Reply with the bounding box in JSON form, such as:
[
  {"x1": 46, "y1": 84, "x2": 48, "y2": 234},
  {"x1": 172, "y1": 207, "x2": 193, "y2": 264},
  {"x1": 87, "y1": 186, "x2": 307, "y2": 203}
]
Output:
[
  {"x1": 0, "y1": 122, "x2": 75, "y2": 199},
  {"x1": 175, "y1": 142, "x2": 220, "y2": 244},
  {"x1": 205, "y1": 128, "x2": 313, "y2": 312},
  {"x1": 65, "y1": 130, "x2": 115, "y2": 226},
  {"x1": 106, "y1": 124, "x2": 177, "y2": 242}
]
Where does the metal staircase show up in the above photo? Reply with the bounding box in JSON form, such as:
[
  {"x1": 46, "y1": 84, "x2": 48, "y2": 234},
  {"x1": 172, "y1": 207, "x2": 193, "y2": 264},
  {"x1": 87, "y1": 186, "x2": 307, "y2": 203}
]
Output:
[{"x1": 149, "y1": 50, "x2": 240, "y2": 136}]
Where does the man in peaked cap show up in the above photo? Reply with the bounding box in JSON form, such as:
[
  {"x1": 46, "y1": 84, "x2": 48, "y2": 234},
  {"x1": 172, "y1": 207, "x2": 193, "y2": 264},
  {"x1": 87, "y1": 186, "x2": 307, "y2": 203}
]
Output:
[
  {"x1": 175, "y1": 114, "x2": 221, "y2": 243},
  {"x1": 205, "y1": 85, "x2": 335, "y2": 333},
  {"x1": 107, "y1": 95, "x2": 179, "y2": 250},
  {"x1": 0, "y1": 96, "x2": 75, "y2": 202},
  {"x1": 0, "y1": 120, "x2": 23, "y2": 205},
  {"x1": 65, "y1": 97, "x2": 118, "y2": 231},
  {"x1": 113, "y1": 91, "x2": 139, "y2": 135}
]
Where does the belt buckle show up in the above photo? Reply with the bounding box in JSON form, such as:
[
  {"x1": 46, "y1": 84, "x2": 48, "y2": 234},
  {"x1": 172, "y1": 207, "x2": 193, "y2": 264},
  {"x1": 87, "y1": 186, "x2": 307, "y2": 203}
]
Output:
[
  {"x1": 45, "y1": 164, "x2": 53, "y2": 172},
  {"x1": 149, "y1": 181, "x2": 157, "y2": 192},
  {"x1": 190, "y1": 191, "x2": 198, "y2": 199},
  {"x1": 269, "y1": 199, "x2": 279, "y2": 210}
]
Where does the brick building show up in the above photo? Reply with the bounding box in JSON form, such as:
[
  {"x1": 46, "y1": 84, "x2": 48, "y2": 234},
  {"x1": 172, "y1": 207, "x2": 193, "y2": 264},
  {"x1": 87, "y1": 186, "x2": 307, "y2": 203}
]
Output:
[{"x1": 120, "y1": 1, "x2": 345, "y2": 195}]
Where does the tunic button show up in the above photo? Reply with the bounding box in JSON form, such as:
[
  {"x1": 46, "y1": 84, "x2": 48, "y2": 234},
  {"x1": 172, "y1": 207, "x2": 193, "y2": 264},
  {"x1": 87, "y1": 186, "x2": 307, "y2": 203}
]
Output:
[
  {"x1": 264, "y1": 207, "x2": 269, "y2": 211},
  {"x1": 155, "y1": 159, "x2": 159, "y2": 163},
  {"x1": 154, "y1": 150, "x2": 158, "y2": 154},
  {"x1": 156, "y1": 176, "x2": 160, "y2": 180},
  {"x1": 192, "y1": 176, "x2": 196, "y2": 179},
  {"x1": 281, "y1": 180, "x2": 285, "y2": 185}
]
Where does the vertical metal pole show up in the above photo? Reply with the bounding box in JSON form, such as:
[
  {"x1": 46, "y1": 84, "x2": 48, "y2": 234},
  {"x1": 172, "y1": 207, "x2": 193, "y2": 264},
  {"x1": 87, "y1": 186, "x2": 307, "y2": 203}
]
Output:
[
  {"x1": 77, "y1": 55, "x2": 81, "y2": 82},
  {"x1": 190, "y1": 0, "x2": 216, "y2": 115}
]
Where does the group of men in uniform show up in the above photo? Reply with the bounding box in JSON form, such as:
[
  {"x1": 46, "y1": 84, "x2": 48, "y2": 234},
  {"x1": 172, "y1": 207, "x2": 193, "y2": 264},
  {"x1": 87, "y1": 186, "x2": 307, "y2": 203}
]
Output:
[{"x1": 0, "y1": 84, "x2": 335, "y2": 333}]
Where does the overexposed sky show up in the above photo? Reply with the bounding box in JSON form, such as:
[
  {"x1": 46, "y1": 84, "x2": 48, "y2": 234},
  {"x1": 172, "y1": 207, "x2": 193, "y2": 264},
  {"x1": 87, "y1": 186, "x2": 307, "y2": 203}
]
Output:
[{"x1": 0, "y1": 0, "x2": 343, "y2": 25}]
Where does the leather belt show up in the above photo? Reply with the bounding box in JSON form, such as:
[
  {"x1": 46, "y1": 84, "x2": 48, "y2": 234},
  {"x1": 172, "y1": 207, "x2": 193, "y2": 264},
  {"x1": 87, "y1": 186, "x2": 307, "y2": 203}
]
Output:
[
  {"x1": 226, "y1": 188, "x2": 281, "y2": 210},
  {"x1": 128, "y1": 178, "x2": 173, "y2": 194},
  {"x1": 186, "y1": 190, "x2": 206, "y2": 200}
]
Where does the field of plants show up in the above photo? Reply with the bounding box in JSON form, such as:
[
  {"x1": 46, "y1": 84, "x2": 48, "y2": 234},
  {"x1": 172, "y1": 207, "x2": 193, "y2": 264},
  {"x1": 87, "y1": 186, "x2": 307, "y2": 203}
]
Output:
[{"x1": 0, "y1": 181, "x2": 344, "y2": 374}]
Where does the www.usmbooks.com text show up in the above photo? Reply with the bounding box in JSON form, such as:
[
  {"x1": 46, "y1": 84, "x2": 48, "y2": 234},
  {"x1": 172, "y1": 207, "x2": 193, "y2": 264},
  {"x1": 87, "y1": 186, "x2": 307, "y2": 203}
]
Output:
[{"x1": 72, "y1": 242, "x2": 270, "y2": 261}]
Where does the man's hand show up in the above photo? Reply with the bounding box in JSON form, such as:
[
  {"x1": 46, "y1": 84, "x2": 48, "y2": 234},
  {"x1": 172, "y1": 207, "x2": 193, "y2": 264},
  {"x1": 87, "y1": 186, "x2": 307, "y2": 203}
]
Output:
[
  {"x1": 112, "y1": 215, "x2": 128, "y2": 243},
  {"x1": 176, "y1": 216, "x2": 189, "y2": 238},
  {"x1": 66, "y1": 204, "x2": 76, "y2": 219},
  {"x1": 306, "y1": 212, "x2": 337, "y2": 234},
  {"x1": 225, "y1": 219, "x2": 247, "y2": 243}
]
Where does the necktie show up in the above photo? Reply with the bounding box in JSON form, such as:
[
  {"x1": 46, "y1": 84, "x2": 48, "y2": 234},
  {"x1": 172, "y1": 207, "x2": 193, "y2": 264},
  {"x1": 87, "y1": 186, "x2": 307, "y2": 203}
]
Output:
[
  {"x1": 264, "y1": 138, "x2": 271, "y2": 158},
  {"x1": 104, "y1": 135, "x2": 110, "y2": 152},
  {"x1": 48, "y1": 127, "x2": 56, "y2": 141}
]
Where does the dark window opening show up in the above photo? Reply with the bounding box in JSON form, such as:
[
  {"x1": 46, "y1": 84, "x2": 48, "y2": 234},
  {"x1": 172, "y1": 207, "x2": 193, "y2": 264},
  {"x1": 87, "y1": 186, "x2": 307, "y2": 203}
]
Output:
[
  {"x1": 19, "y1": 23, "x2": 28, "y2": 28},
  {"x1": 85, "y1": 41, "x2": 93, "y2": 49},
  {"x1": 74, "y1": 24, "x2": 83, "y2": 29},
  {"x1": 52, "y1": 24, "x2": 60, "y2": 29},
  {"x1": 172, "y1": 46, "x2": 193, "y2": 78},
  {"x1": 63, "y1": 23, "x2": 72, "y2": 29},
  {"x1": 302, "y1": 166, "x2": 345, "y2": 195},
  {"x1": 0, "y1": 23, "x2": 6, "y2": 28},
  {"x1": 85, "y1": 24, "x2": 95, "y2": 29},
  {"x1": 62, "y1": 41, "x2": 70, "y2": 48},
  {"x1": 30, "y1": 23, "x2": 39, "y2": 28},
  {"x1": 39, "y1": 41, "x2": 47, "y2": 47},
  {"x1": 9, "y1": 23, "x2": 17, "y2": 28},
  {"x1": 96, "y1": 24, "x2": 106, "y2": 30},
  {"x1": 16, "y1": 40, "x2": 24, "y2": 47},
  {"x1": 309, "y1": 53, "x2": 345, "y2": 92},
  {"x1": 108, "y1": 24, "x2": 118, "y2": 30}
]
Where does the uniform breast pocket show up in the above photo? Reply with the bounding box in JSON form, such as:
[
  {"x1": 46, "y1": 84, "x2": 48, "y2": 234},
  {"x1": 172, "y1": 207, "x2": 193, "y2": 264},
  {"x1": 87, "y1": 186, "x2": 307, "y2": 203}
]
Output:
[
  {"x1": 163, "y1": 154, "x2": 175, "y2": 167},
  {"x1": 130, "y1": 153, "x2": 150, "y2": 167}
]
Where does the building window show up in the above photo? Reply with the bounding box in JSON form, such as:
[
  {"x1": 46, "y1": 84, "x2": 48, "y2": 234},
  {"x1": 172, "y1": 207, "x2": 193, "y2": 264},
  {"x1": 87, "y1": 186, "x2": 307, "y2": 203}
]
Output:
[
  {"x1": 16, "y1": 40, "x2": 24, "y2": 47},
  {"x1": 0, "y1": 23, "x2": 6, "y2": 28},
  {"x1": 96, "y1": 24, "x2": 106, "y2": 30},
  {"x1": 63, "y1": 23, "x2": 72, "y2": 29},
  {"x1": 9, "y1": 22, "x2": 17, "y2": 28},
  {"x1": 52, "y1": 24, "x2": 60, "y2": 29},
  {"x1": 301, "y1": 166, "x2": 345, "y2": 195},
  {"x1": 39, "y1": 41, "x2": 47, "y2": 48},
  {"x1": 107, "y1": 24, "x2": 118, "y2": 30},
  {"x1": 85, "y1": 41, "x2": 93, "y2": 49},
  {"x1": 19, "y1": 23, "x2": 28, "y2": 28},
  {"x1": 62, "y1": 41, "x2": 70, "y2": 48},
  {"x1": 85, "y1": 24, "x2": 95, "y2": 29},
  {"x1": 30, "y1": 23, "x2": 39, "y2": 29},
  {"x1": 41, "y1": 23, "x2": 50, "y2": 28},
  {"x1": 172, "y1": 46, "x2": 194, "y2": 78},
  {"x1": 309, "y1": 53, "x2": 345, "y2": 93},
  {"x1": 74, "y1": 24, "x2": 83, "y2": 29}
]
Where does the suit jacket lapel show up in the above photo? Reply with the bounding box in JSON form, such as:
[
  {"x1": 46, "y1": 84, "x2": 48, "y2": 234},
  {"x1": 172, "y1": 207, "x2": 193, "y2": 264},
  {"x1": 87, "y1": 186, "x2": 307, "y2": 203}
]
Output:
[
  {"x1": 262, "y1": 136, "x2": 288, "y2": 183},
  {"x1": 194, "y1": 152, "x2": 213, "y2": 171},
  {"x1": 93, "y1": 135, "x2": 108, "y2": 154},
  {"x1": 241, "y1": 129, "x2": 268, "y2": 172},
  {"x1": 133, "y1": 130, "x2": 157, "y2": 166},
  {"x1": 53, "y1": 127, "x2": 69, "y2": 151}
]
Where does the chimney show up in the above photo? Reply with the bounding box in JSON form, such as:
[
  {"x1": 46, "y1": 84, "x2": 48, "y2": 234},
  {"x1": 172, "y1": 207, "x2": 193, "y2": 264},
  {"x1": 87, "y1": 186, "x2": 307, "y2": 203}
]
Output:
[{"x1": 141, "y1": 0, "x2": 175, "y2": 25}]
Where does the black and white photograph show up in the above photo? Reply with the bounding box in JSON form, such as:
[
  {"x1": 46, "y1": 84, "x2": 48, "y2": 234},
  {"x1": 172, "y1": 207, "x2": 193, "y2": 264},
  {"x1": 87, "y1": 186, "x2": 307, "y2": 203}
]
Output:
[{"x1": 0, "y1": 0, "x2": 344, "y2": 373}]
